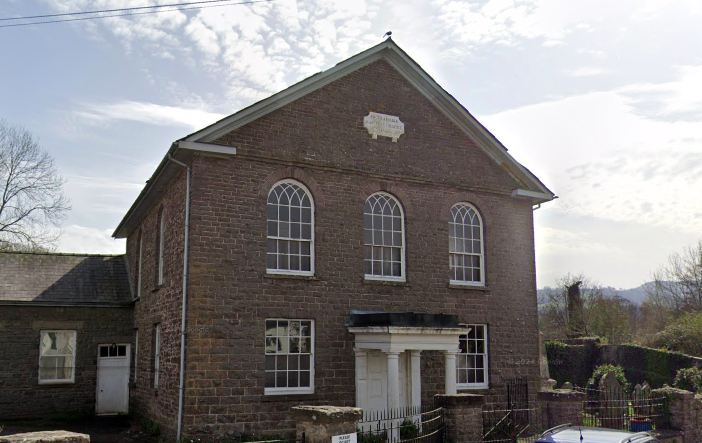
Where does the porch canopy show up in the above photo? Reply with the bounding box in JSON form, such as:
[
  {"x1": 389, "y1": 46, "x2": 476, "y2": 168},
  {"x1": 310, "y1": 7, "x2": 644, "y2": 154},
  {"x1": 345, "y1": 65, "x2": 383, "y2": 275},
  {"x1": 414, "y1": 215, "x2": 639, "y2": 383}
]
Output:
[{"x1": 347, "y1": 311, "x2": 466, "y2": 412}]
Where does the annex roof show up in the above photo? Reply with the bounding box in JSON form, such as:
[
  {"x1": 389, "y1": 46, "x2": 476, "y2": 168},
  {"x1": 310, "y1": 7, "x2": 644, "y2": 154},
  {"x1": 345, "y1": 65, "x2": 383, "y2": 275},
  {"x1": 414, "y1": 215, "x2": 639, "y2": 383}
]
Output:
[
  {"x1": 113, "y1": 38, "x2": 554, "y2": 238},
  {"x1": 0, "y1": 252, "x2": 132, "y2": 306}
]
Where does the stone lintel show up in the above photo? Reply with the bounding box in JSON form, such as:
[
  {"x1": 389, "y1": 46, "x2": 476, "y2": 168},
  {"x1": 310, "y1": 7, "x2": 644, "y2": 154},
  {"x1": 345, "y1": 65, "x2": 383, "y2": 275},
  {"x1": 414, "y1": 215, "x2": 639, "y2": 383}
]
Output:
[
  {"x1": 537, "y1": 389, "x2": 586, "y2": 402},
  {"x1": 292, "y1": 406, "x2": 363, "y2": 424},
  {"x1": 434, "y1": 393, "x2": 485, "y2": 407},
  {"x1": 0, "y1": 431, "x2": 90, "y2": 443}
]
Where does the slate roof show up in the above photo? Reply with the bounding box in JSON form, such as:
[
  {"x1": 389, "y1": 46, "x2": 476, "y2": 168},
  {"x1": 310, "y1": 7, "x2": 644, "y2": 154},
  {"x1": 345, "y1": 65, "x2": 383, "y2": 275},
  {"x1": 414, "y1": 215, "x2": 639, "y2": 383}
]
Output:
[{"x1": 0, "y1": 252, "x2": 132, "y2": 306}]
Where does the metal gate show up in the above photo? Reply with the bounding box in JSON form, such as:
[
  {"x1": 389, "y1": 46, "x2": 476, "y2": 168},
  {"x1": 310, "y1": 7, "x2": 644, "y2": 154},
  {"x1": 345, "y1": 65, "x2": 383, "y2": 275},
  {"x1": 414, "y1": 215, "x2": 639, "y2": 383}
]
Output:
[{"x1": 482, "y1": 377, "x2": 545, "y2": 443}]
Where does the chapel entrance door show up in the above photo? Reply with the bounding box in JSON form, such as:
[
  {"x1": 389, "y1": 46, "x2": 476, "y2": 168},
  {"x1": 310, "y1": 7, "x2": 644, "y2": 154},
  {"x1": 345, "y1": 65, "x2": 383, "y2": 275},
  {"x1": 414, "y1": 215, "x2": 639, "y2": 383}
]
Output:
[{"x1": 365, "y1": 350, "x2": 410, "y2": 412}]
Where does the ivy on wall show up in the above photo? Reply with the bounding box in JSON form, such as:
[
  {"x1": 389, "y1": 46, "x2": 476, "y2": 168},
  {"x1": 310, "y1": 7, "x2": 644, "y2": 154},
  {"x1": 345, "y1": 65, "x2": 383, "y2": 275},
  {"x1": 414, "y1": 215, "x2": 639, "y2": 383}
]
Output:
[{"x1": 546, "y1": 341, "x2": 702, "y2": 388}]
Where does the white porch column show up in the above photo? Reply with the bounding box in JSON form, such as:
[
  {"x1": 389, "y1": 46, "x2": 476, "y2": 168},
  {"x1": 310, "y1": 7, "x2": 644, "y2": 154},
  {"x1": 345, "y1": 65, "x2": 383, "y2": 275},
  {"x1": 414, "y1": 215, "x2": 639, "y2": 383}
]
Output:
[
  {"x1": 354, "y1": 348, "x2": 368, "y2": 408},
  {"x1": 410, "y1": 350, "x2": 421, "y2": 409},
  {"x1": 444, "y1": 351, "x2": 457, "y2": 395},
  {"x1": 386, "y1": 350, "x2": 401, "y2": 411}
]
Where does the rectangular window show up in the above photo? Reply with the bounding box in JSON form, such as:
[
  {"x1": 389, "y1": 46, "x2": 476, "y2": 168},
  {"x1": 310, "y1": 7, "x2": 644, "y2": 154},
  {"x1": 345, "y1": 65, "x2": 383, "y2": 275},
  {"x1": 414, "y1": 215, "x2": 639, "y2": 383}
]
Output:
[
  {"x1": 457, "y1": 324, "x2": 488, "y2": 389},
  {"x1": 39, "y1": 330, "x2": 77, "y2": 384},
  {"x1": 157, "y1": 210, "x2": 165, "y2": 285},
  {"x1": 134, "y1": 329, "x2": 139, "y2": 383},
  {"x1": 153, "y1": 324, "x2": 161, "y2": 388},
  {"x1": 137, "y1": 232, "x2": 143, "y2": 298},
  {"x1": 264, "y1": 319, "x2": 314, "y2": 395}
]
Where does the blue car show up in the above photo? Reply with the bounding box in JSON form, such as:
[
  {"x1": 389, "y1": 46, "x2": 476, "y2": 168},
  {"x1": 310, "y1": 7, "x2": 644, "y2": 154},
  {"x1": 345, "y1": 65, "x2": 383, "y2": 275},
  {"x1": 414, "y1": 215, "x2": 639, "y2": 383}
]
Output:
[{"x1": 534, "y1": 424, "x2": 660, "y2": 443}]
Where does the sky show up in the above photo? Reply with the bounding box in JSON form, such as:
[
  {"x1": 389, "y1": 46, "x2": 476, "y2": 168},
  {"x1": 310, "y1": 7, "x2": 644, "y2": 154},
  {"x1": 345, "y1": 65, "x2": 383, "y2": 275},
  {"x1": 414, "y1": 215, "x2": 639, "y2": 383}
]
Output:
[{"x1": 2, "y1": 0, "x2": 701, "y2": 289}]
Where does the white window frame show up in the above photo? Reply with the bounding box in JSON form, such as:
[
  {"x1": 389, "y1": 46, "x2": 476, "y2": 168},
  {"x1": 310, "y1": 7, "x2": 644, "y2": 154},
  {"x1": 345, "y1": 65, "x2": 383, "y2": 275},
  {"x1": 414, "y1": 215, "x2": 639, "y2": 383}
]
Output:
[
  {"x1": 449, "y1": 203, "x2": 485, "y2": 286},
  {"x1": 266, "y1": 179, "x2": 315, "y2": 276},
  {"x1": 137, "y1": 232, "x2": 143, "y2": 298},
  {"x1": 363, "y1": 192, "x2": 406, "y2": 282},
  {"x1": 158, "y1": 210, "x2": 165, "y2": 285},
  {"x1": 457, "y1": 324, "x2": 489, "y2": 390},
  {"x1": 38, "y1": 330, "x2": 77, "y2": 385},
  {"x1": 153, "y1": 324, "x2": 161, "y2": 389},
  {"x1": 264, "y1": 319, "x2": 315, "y2": 395}
]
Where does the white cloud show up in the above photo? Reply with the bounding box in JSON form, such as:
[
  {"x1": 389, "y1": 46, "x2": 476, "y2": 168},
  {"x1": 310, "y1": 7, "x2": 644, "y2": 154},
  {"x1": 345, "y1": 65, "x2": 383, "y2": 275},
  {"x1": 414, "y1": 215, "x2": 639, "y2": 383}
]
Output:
[
  {"x1": 620, "y1": 65, "x2": 702, "y2": 121},
  {"x1": 58, "y1": 225, "x2": 125, "y2": 254},
  {"x1": 481, "y1": 72, "x2": 702, "y2": 235},
  {"x1": 567, "y1": 66, "x2": 610, "y2": 77},
  {"x1": 74, "y1": 100, "x2": 226, "y2": 129},
  {"x1": 535, "y1": 226, "x2": 615, "y2": 254}
]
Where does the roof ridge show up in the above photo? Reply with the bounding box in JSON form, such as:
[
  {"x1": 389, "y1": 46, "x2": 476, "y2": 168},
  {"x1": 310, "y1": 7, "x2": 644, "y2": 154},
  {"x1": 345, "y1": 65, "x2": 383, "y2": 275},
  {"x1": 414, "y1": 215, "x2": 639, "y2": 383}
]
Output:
[{"x1": 0, "y1": 251, "x2": 125, "y2": 257}]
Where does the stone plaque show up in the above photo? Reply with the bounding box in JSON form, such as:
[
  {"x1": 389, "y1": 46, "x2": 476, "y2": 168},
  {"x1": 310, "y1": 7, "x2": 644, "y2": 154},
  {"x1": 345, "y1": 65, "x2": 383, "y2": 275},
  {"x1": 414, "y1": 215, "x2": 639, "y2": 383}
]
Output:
[{"x1": 363, "y1": 112, "x2": 405, "y2": 142}]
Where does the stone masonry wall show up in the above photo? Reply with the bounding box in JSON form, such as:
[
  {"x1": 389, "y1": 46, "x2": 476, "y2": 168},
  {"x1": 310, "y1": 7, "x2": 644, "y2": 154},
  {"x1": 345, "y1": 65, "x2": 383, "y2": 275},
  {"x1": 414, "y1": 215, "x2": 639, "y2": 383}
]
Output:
[
  {"x1": 127, "y1": 167, "x2": 188, "y2": 439},
  {"x1": 175, "y1": 59, "x2": 542, "y2": 438},
  {"x1": 0, "y1": 306, "x2": 133, "y2": 419}
]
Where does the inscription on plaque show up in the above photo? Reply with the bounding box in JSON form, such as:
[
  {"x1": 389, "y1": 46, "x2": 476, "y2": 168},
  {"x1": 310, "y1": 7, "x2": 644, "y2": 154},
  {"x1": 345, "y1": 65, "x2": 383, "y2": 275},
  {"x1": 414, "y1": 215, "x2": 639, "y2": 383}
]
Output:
[{"x1": 363, "y1": 112, "x2": 405, "y2": 142}]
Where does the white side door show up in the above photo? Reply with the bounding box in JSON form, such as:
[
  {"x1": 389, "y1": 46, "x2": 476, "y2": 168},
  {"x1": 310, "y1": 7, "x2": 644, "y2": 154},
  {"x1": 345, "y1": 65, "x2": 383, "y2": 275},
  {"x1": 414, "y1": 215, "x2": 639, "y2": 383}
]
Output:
[{"x1": 96, "y1": 344, "x2": 130, "y2": 415}]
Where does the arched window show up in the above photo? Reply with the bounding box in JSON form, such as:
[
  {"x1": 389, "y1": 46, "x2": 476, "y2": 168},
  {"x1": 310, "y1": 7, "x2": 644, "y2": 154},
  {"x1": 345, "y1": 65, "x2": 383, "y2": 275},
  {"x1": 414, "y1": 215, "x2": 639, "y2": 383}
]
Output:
[
  {"x1": 364, "y1": 192, "x2": 405, "y2": 280},
  {"x1": 449, "y1": 203, "x2": 484, "y2": 285},
  {"x1": 267, "y1": 180, "x2": 314, "y2": 275}
]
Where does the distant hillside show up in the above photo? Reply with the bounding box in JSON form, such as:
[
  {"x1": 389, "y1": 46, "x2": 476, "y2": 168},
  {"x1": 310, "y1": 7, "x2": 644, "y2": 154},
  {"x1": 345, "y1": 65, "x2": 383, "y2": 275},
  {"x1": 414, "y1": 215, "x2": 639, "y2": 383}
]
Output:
[
  {"x1": 538, "y1": 282, "x2": 654, "y2": 305},
  {"x1": 603, "y1": 283, "x2": 652, "y2": 305}
]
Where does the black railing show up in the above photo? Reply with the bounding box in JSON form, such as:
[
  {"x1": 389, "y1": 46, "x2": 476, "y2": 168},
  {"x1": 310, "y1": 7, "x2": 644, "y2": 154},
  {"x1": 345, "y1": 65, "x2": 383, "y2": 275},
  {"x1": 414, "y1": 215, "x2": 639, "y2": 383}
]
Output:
[
  {"x1": 357, "y1": 405, "x2": 445, "y2": 443},
  {"x1": 577, "y1": 387, "x2": 668, "y2": 432},
  {"x1": 482, "y1": 406, "x2": 545, "y2": 443}
]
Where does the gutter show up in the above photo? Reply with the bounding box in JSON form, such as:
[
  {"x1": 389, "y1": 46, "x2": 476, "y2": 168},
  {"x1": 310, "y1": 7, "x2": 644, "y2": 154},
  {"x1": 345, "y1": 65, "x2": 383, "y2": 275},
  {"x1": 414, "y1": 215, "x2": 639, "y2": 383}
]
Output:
[{"x1": 167, "y1": 152, "x2": 192, "y2": 443}]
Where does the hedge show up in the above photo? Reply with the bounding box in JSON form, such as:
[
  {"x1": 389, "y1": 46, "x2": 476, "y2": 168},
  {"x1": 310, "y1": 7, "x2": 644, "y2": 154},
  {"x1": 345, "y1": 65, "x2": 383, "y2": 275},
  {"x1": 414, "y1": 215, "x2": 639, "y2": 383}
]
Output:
[{"x1": 546, "y1": 341, "x2": 702, "y2": 388}]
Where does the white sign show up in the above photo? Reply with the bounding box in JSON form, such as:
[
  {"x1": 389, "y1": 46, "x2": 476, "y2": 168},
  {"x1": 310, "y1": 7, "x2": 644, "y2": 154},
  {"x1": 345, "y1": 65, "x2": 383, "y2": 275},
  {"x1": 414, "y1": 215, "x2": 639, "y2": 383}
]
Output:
[
  {"x1": 331, "y1": 433, "x2": 357, "y2": 443},
  {"x1": 363, "y1": 112, "x2": 405, "y2": 142}
]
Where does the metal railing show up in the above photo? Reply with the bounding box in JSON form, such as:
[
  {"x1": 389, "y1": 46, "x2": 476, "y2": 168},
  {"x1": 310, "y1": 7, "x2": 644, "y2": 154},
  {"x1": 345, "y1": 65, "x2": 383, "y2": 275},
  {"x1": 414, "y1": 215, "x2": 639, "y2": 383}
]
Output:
[
  {"x1": 578, "y1": 388, "x2": 668, "y2": 432},
  {"x1": 482, "y1": 406, "x2": 546, "y2": 443},
  {"x1": 357, "y1": 405, "x2": 445, "y2": 443}
]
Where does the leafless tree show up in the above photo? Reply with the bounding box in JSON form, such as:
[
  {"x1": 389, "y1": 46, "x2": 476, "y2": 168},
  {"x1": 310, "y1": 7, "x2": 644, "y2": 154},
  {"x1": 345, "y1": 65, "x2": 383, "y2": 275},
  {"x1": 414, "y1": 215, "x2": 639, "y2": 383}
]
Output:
[
  {"x1": 0, "y1": 119, "x2": 70, "y2": 250},
  {"x1": 646, "y1": 241, "x2": 702, "y2": 314}
]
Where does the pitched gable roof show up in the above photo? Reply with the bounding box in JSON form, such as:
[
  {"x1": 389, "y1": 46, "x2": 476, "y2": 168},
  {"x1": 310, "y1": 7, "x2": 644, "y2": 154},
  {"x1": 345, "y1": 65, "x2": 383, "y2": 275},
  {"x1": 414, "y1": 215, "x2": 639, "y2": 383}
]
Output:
[
  {"x1": 183, "y1": 38, "x2": 554, "y2": 199},
  {"x1": 113, "y1": 39, "x2": 554, "y2": 238},
  {"x1": 0, "y1": 252, "x2": 132, "y2": 306}
]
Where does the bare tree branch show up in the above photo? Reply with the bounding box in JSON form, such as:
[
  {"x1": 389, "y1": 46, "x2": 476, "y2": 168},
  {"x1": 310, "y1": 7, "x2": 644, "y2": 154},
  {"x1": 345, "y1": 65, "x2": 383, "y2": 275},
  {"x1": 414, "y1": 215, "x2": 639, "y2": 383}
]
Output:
[
  {"x1": 0, "y1": 119, "x2": 70, "y2": 250},
  {"x1": 646, "y1": 240, "x2": 702, "y2": 314}
]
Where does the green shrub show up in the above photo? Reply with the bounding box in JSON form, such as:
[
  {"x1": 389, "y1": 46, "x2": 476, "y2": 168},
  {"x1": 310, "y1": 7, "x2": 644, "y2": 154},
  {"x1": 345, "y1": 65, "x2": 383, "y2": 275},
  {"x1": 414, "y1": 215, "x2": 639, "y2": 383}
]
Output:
[
  {"x1": 673, "y1": 367, "x2": 702, "y2": 392},
  {"x1": 587, "y1": 364, "x2": 630, "y2": 392},
  {"x1": 356, "y1": 429, "x2": 386, "y2": 443},
  {"x1": 140, "y1": 419, "x2": 161, "y2": 437},
  {"x1": 651, "y1": 313, "x2": 702, "y2": 357},
  {"x1": 399, "y1": 420, "x2": 419, "y2": 440}
]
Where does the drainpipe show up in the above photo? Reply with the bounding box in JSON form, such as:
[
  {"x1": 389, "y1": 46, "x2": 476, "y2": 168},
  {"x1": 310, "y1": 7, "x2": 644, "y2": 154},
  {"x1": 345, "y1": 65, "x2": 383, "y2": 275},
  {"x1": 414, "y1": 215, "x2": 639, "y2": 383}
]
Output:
[{"x1": 168, "y1": 153, "x2": 191, "y2": 443}]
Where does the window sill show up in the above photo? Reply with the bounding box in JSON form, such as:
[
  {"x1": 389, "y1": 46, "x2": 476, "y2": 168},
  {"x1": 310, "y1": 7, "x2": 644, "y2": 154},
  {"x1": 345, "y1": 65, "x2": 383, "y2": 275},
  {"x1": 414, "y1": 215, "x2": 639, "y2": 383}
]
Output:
[
  {"x1": 457, "y1": 385, "x2": 490, "y2": 393},
  {"x1": 151, "y1": 284, "x2": 164, "y2": 293},
  {"x1": 264, "y1": 273, "x2": 319, "y2": 281},
  {"x1": 448, "y1": 283, "x2": 490, "y2": 292},
  {"x1": 262, "y1": 393, "x2": 319, "y2": 402},
  {"x1": 363, "y1": 277, "x2": 408, "y2": 286},
  {"x1": 37, "y1": 381, "x2": 75, "y2": 387}
]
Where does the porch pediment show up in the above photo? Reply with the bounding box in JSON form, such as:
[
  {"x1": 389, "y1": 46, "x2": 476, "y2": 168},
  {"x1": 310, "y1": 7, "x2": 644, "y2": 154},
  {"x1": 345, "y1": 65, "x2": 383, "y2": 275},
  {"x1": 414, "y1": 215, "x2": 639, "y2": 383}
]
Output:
[{"x1": 346, "y1": 311, "x2": 465, "y2": 353}]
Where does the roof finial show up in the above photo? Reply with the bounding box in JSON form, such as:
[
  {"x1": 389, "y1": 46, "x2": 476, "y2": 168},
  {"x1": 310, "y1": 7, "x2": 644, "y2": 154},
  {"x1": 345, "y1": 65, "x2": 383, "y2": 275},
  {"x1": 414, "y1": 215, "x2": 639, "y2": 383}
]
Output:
[{"x1": 383, "y1": 31, "x2": 392, "y2": 40}]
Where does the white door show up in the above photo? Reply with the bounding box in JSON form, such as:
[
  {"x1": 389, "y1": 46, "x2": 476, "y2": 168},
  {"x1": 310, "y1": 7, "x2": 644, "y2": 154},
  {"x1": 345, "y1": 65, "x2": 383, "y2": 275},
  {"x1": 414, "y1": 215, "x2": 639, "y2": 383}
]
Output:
[
  {"x1": 96, "y1": 344, "x2": 130, "y2": 415},
  {"x1": 365, "y1": 350, "x2": 410, "y2": 412}
]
